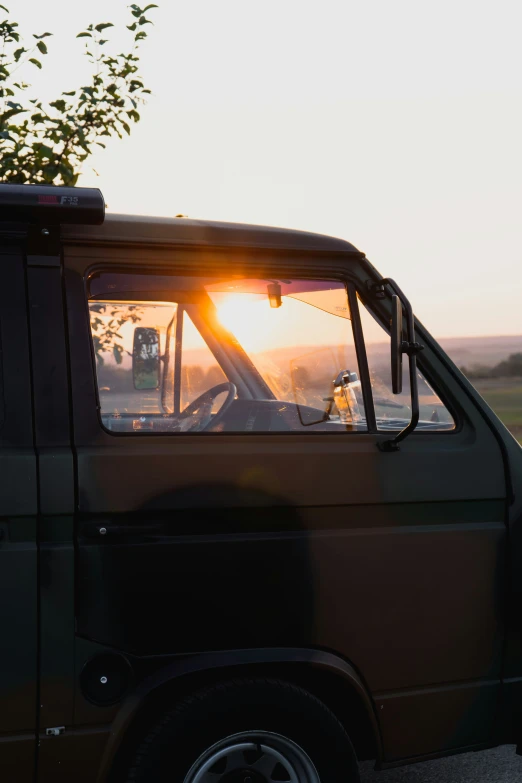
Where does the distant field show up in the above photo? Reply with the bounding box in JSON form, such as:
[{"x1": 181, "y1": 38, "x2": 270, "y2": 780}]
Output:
[{"x1": 471, "y1": 378, "x2": 522, "y2": 444}]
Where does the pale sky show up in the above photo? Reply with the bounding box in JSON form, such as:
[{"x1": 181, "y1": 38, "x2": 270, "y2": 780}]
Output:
[{"x1": 17, "y1": 0, "x2": 522, "y2": 338}]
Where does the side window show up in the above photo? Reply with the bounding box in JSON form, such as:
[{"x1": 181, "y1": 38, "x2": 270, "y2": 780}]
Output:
[
  {"x1": 87, "y1": 271, "x2": 367, "y2": 434},
  {"x1": 358, "y1": 296, "x2": 455, "y2": 431},
  {"x1": 89, "y1": 300, "x2": 177, "y2": 422}
]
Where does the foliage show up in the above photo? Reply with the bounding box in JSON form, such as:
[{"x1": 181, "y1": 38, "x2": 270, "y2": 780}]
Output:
[
  {"x1": 461, "y1": 352, "x2": 522, "y2": 380},
  {"x1": 493, "y1": 352, "x2": 522, "y2": 378},
  {"x1": 90, "y1": 303, "x2": 143, "y2": 365},
  {"x1": 0, "y1": 3, "x2": 157, "y2": 185}
]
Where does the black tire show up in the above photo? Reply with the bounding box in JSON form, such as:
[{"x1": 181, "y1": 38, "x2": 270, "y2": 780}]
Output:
[{"x1": 125, "y1": 678, "x2": 360, "y2": 783}]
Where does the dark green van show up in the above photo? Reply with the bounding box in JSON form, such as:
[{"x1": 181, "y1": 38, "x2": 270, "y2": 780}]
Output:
[{"x1": 1, "y1": 183, "x2": 521, "y2": 783}]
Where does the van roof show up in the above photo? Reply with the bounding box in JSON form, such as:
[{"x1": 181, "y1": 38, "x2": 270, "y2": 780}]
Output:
[{"x1": 62, "y1": 213, "x2": 363, "y2": 256}]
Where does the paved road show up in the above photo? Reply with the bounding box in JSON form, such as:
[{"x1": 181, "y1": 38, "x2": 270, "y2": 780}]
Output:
[{"x1": 360, "y1": 746, "x2": 522, "y2": 782}]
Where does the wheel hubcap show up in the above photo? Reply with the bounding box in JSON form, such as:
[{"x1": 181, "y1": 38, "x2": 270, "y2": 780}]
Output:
[
  {"x1": 220, "y1": 771, "x2": 265, "y2": 783},
  {"x1": 183, "y1": 731, "x2": 321, "y2": 783}
]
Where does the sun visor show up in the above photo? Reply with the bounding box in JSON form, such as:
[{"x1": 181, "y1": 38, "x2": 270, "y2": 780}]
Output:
[
  {"x1": 88, "y1": 272, "x2": 350, "y2": 318},
  {"x1": 288, "y1": 288, "x2": 351, "y2": 319},
  {"x1": 204, "y1": 279, "x2": 351, "y2": 319}
]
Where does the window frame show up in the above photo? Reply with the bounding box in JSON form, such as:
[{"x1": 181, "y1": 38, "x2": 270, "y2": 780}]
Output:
[{"x1": 84, "y1": 260, "x2": 459, "y2": 439}]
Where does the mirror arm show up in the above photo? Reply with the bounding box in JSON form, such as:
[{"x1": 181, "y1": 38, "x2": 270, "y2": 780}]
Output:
[{"x1": 377, "y1": 278, "x2": 424, "y2": 452}]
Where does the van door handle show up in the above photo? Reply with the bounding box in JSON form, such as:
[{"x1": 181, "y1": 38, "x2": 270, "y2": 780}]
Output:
[{"x1": 82, "y1": 523, "x2": 157, "y2": 539}]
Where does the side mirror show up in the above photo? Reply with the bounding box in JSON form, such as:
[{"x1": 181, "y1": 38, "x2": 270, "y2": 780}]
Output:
[
  {"x1": 132, "y1": 327, "x2": 160, "y2": 390},
  {"x1": 390, "y1": 295, "x2": 403, "y2": 394},
  {"x1": 377, "y1": 279, "x2": 423, "y2": 451}
]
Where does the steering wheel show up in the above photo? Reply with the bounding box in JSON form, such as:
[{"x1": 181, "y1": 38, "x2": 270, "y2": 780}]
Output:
[{"x1": 176, "y1": 382, "x2": 237, "y2": 432}]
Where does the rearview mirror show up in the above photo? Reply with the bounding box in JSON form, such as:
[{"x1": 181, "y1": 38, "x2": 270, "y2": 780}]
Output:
[
  {"x1": 390, "y1": 295, "x2": 403, "y2": 394},
  {"x1": 132, "y1": 327, "x2": 160, "y2": 390}
]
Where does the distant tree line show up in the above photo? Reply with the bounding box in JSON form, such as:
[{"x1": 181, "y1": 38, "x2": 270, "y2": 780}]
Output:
[{"x1": 461, "y1": 352, "x2": 522, "y2": 380}]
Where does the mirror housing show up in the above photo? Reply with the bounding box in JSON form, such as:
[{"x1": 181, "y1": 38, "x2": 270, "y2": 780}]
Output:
[
  {"x1": 132, "y1": 327, "x2": 160, "y2": 390},
  {"x1": 390, "y1": 295, "x2": 404, "y2": 394},
  {"x1": 373, "y1": 279, "x2": 424, "y2": 451},
  {"x1": 267, "y1": 282, "x2": 282, "y2": 308}
]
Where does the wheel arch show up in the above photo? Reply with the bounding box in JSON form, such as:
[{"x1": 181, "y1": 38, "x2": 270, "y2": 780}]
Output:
[{"x1": 98, "y1": 648, "x2": 382, "y2": 782}]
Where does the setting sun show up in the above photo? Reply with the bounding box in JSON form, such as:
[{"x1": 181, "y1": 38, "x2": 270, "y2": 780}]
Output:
[
  {"x1": 212, "y1": 288, "x2": 354, "y2": 356},
  {"x1": 214, "y1": 293, "x2": 281, "y2": 353}
]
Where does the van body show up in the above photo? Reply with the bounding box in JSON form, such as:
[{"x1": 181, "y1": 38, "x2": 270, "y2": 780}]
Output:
[{"x1": 1, "y1": 184, "x2": 521, "y2": 782}]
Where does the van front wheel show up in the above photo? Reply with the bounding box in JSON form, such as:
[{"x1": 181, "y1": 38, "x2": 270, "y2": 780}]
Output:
[{"x1": 125, "y1": 678, "x2": 360, "y2": 783}]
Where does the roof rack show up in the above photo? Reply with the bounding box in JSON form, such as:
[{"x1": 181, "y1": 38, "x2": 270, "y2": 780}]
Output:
[{"x1": 0, "y1": 184, "x2": 105, "y2": 225}]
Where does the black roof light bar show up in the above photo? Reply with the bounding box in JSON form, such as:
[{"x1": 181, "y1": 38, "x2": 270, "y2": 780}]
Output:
[{"x1": 0, "y1": 184, "x2": 105, "y2": 225}]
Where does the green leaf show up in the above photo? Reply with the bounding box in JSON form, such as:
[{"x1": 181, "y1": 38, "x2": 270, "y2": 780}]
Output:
[
  {"x1": 50, "y1": 99, "x2": 67, "y2": 112},
  {"x1": 6, "y1": 100, "x2": 22, "y2": 109},
  {"x1": 143, "y1": 4, "x2": 158, "y2": 10},
  {"x1": 58, "y1": 161, "x2": 74, "y2": 179},
  {"x1": 36, "y1": 40, "x2": 47, "y2": 54},
  {"x1": 13, "y1": 47, "x2": 24, "y2": 62},
  {"x1": 94, "y1": 22, "x2": 114, "y2": 32},
  {"x1": 76, "y1": 32, "x2": 92, "y2": 38},
  {"x1": 0, "y1": 5, "x2": 9, "y2": 12},
  {"x1": 127, "y1": 22, "x2": 137, "y2": 31},
  {"x1": 127, "y1": 109, "x2": 140, "y2": 122},
  {"x1": 138, "y1": 16, "x2": 152, "y2": 25},
  {"x1": 29, "y1": 58, "x2": 42, "y2": 69},
  {"x1": 121, "y1": 120, "x2": 130, "y2": 135},
  {"x1": 98, "y1": 39, "x2": 108, "y2": 45},
  {"x1": 1, "y1": 107, "x2": 26, "y2": 120},
  {"x1": 38, "y1": 144, "x2": 54, "y2": 159},
  {"x1": 33, "y1": 32, "x2": 52, "y2": 39},
  {"x1": 62, "y1": 90, "x2": 76, "y2": 96},
  {"x1": 135, "y1": 31, "x2": 147, "y2": 41}
]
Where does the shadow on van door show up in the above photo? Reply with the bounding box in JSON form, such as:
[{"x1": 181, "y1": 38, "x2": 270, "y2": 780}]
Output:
[{"x1": 76, "y1": 482, "x2": 317, "y2": 656}]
